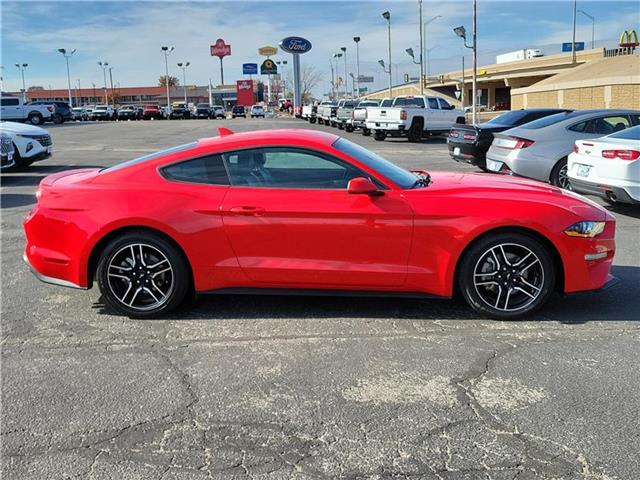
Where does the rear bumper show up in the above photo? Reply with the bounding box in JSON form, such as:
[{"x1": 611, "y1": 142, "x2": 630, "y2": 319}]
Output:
[
  {"x1": 23, "y1": 251, "x2": 86, "y2": 289},
  {"x1": 569, "y1": 177, "x2": 640, "y2": 205},
  {"x1": 447, "y1": 141, "x2": 485, "y2": 168},
  {"x1": 365, "y1": 121, "x2": 406, "y2": 131}
]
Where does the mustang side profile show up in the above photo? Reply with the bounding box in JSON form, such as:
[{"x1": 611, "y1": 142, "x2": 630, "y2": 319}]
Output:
[{"x1": 24, "y1": 129, "x2": 616, "y2": 319}]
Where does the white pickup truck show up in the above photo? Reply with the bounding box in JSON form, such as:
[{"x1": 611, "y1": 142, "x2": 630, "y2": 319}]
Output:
[
  {"x1": 365, "y1": 95, "x2": 465, "y2": 142},
  {"x1": 0, "y1": 96, "x2": 53, "y2": 125},
  {"x1": 316, "y1": 101, "x2": 337, "y2": 125}
]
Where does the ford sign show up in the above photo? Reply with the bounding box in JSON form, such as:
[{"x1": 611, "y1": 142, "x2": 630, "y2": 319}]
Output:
[{"x1": 279, "y1": 37, "x2": 312, "y2": 54}]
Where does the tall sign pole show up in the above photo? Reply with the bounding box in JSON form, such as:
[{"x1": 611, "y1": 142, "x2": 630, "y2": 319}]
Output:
[
  {"x1": 279, "y1": 37, "x2": 312, "y2": 110},
  {"x1": 210, "y1": 38, "x2": 231, "y2": 85},
  {"x1": 258, "y1": 46, "x2": 278, "y2": 104},
  {"x1": 353, "y1": 37, "x2": 361, "y2": 98}
]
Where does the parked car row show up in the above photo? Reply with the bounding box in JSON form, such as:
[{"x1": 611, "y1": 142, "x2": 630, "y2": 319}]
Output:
[{"x1": 306, "y1": 95, "x2": 466, "y2": 142}]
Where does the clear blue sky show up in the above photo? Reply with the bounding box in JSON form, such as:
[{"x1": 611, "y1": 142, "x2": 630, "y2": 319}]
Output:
[{"x1": 2, "y1": 0, "x2": 639, "y2": 96}]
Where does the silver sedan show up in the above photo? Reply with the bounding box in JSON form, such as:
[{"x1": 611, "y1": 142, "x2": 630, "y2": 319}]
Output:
[{"x1": 485, "y1": 109, "x2": 640, "y2": 189}]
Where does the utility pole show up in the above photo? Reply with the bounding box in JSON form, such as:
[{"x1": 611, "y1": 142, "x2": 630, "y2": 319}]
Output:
[
  {"x1": 108, "y1": 67, "x2": 114, "y2": 106},
  {"x1": 177, "y1": 62, "x2": 190, "y2": 104},
  {"x1": 161, "y1": 46, "x2": 174, "y2": 113},
  {"x1": 98, "y1": 61, "x2": 109, "y2": 105},
  {"x1": 15, "y1": 63, "x2": 28, "y2": 102},
  {"x1": 58, "y1": 48, "x2": 76, "y2": 108},
  {"x1": 340, "y1": 47, "x2": 347, "y2": 97}
]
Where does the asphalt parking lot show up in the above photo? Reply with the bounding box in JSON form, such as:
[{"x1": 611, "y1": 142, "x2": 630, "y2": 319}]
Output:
[{"x1": 2, "y1": 117, "x2": 639, "y2": 480}]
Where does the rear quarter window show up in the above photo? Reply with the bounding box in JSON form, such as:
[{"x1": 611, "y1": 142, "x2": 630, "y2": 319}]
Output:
[{"x1": 161, "y1": 154, "x2": 229, "y2": 185}]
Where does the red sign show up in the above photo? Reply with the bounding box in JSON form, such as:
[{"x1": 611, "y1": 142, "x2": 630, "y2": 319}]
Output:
[
  {"x1": 210, "y1": 38, "x2": 231, "y2": 57},
  {"x1": 236, "y1": 80, "x2": 254, "y2": 106}
]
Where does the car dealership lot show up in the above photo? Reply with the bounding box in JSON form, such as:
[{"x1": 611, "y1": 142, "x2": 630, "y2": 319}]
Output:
[{"x1": 2, "y1": 118, "x2": 640, "y2": 479}]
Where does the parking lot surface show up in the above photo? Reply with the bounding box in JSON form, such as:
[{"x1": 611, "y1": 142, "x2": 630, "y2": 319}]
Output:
[{"x1": 2, "y1": 118, "x2": 639, "y2": 480}]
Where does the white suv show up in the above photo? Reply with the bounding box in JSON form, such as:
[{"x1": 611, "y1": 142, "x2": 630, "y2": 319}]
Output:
[
  {"x1": 250, "y1": 105, "x2": 265, "y2": 118},
  {"x1": 0, "y1": 121, "x2": 53, "y2": 169}
]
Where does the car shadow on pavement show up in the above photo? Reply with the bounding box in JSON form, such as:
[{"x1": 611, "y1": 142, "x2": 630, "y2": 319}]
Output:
[
  {"x1": 603, "y1": 203, "x2": 640, "y2": 220},
  {"x1": 92, "y1": 265, "x2": 639, "y2": 323},
  {"x1": 1, "y1": 193, "x2": 35, "y2": 209}
]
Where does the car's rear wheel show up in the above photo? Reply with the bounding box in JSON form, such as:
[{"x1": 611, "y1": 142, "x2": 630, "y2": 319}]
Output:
[
  {"x1": 550, "y1": 158, "x2": 571, "y2": 190},
  {"x1": 457, "y1": 232, "x2": 555, "y2": 320},
  {"x1": 28, "y1": 112, "x2": 44, "y2": 125},
  {"x1": 96, "y1": 232, "x2": 190, "y2": 318},
  {"x1": 407, "y1": 121, "x2": 423, "y2": 142},
  {"x1": 362, "y1": 128, "x2": 371, "y2": 136},
  {"x1": 373, "y1": 130, "x2": 387, "y2": 141},
  {"x1": 52, "y1": 113, "x2": 64, "y2": 124}
]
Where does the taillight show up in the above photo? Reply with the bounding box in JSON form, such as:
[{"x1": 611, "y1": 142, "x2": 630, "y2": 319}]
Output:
[
  {"x1": 573, "y1": 144, "x2": 579, "y2": 154},
  {"x1": 602, "y1": 149, "x2": 640, "y2": 160},
  {"x1": 463, "y1": 132, "x2": 477, "y2": 141},
  {"x1": 449, "y1": 130, "x2": 459, "y2": 138},
  {"x1": 47, "y1": 106, "x2": 54, "y2": 112},
  {"x1": 513, "y1": 138, "x2": 534, "y2": 149},
  {"x1": 400, "y1": 110, "x2": 407, "y2": 120}
]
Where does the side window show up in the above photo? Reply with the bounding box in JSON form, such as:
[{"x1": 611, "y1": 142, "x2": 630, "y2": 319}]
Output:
[
  {"x1": 1, "y1": 98, "x2": 20, "y2": 106},
  {"x1": 223, "y1": 148, "x2": 365, "y2": 189},
  {"x1": 161, "y1": 154, "x2": 229, "y2": 185},
  {"x1": 427, "y1": 98, "x2": 440, "y2": 109},
  {"x1": 631, "y1": 114, "x2": 640, "y2": 125},
  {"x1": 588, "y1": 116, "x2": 631, "y2": 135},
  {"x1": 568, "y1": 121, "x2": 588, "y2": 133},
  {"x1": 438, "y1": 98, "x2": 451, "y2": 109}
]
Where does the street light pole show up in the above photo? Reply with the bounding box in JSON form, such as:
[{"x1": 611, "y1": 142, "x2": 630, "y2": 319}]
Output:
[
  {"x1": 333, "y1": 53, "x2": 342, "y2": 98},
  {"x1": 58, "y1": 48, "x2": 76, "y2": 108},
  {"x1": 161, "y1": 46, "x2": 175, "y2": 114},
  {"x1": 340, "y1": 47, "x2": 347, "y2": 97},
  {"x1": 571, "y1": 0, "x2": 577, "y2": 63},
  {"x1": 418, "y1": 1, "x2": 424, "y2": 95},
  {"x1": 353, "y1": 37, "x2": 361, "y2": 98},
  {"x1": 423, "y1": 15, "x2": 442, "y2": 79},
  {"x1": 578, "y1": 9, "x2": 595, "y2": 49},
  {"x1": 98, "y1": 61, "x2": 109, "y2": 105},
  {"x1": 177, "y1": 62, "x2": 190, "y2": 104},
  {"x1": 453, "y1": 23, "x2": 476, "y2": 124},
  {"x1": 382, "y1": 11, "x2": 392, "y2": 97},
  {"x1": 108, "y1": 67, "x2": 114, "y2": 106},
  {"x1": 15, "y1": 63, "x2": 28, "y2": 102}
]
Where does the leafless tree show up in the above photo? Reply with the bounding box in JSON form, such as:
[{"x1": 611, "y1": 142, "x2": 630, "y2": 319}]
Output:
[{"x1": 284, "y1": 65, "x2": 322, "y2": 103}]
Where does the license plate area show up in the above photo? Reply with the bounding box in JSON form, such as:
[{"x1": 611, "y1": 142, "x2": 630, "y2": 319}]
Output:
[{"x1": 576, "y1": 164, "x2": 591, "y2": 177}]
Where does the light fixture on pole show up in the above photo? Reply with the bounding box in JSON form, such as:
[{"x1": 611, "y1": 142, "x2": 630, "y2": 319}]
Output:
[
  {"x1": 378, "y1": 59, "x2": 391, "y2": 96},
  {"x1": 453, "y1": 24, "x2": 477, "y2": 125},
  {"x1": 340, "y1": 47, "x2": 347, "y2": 97},
  {"x1": 57, "y1": 48, "x2": 76, "y2": 108},
  {"x1": 405, "y1": 48, "x2": 421, "y2": 89},
  {"x1": 381, "y1": 11, "x2": 392, "y2": 97},
  {"x1": 15, "y1": 63, "x2": 28, "y2": 102},
  {"x1": 161, "y1": 46, "x2": 175, "y2": 115},
  {"x1": 423, "y1": 15, "x2": 442, "y2": 79},
  {"x1": 98, "y1": 61, "x2": 109, "y2": 105},
  {"x1": 333, "y1": 52, "x2": 343, "y2": 98},
  {"x1": 578, "y1": 9, "x2": 595, "y2": 49},
  {"x1": 353, "y1": 36, "x2": 361, "y2": 97},
  {"x1": 177, "y1": 62, "x2": 190, "y2": 104}
]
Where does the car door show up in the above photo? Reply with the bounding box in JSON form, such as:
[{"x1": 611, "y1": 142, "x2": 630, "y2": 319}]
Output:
[
  {"x1": 426, "y1": 97, "x2": 441, "y2": 129},
  {"x1": 220, "y1": 147, "x2": 414, "y2": 287},
  {"x1": 1, "y1": 98, "x2": 21, "y2": 120}
]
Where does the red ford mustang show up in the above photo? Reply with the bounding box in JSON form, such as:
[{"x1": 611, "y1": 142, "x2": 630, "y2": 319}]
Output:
[{"x1": 24, "y1": 128, "x2": 616, "y2": 319}]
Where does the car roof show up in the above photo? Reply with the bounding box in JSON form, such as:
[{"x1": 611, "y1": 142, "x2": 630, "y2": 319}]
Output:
[{"x1": 197, "y1": 128, "x2": 338, "y2": 151}]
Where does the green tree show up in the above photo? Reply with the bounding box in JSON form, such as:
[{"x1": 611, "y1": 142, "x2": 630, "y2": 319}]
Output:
[{"x1": 158, "y1": 75, "x2": 179, "y2": 87}]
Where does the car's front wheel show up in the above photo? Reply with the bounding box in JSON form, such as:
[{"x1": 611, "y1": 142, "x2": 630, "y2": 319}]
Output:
[
  {"x1": 550, "y1": 158, "x2": 571, "y2": 190},
  {"x1": 457, "y1": 232, "x2": 555, "y2": 320},
  {"x1": 96, "y1": 232, "x2": 190, "y2": 318}
]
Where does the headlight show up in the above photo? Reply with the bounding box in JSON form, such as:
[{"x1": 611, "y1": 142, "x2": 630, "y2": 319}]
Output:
[{"x1": 564, "y1": 221, "x2": 606, "y2": 238}]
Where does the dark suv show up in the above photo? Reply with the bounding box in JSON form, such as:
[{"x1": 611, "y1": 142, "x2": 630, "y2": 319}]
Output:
[
  {"x1": 28, "y1": 101, "x2": 73, "y2": 124},
  {"x1": 231, "y1": 105, "x2": 246, "y2": 118}
]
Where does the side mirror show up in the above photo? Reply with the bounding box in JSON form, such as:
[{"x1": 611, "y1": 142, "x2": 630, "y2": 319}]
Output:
[{"x1": 347, "y1": 177, "x2": 382, "y2": 196}]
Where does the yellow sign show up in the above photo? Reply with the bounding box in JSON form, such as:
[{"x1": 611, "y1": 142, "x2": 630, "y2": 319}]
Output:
[
  {"x1": 479, "y1": 69, "x2": 487, "y2": 75},
  {"x1": 619, "y1": 30, "x2": 639, "y2": 48},
  {"x1": 258, "y1": 46, "x2": 278, "y2": 56}
]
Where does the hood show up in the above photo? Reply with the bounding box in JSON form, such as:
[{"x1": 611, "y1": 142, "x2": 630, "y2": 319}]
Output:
[
  {"x1": 421, "y1": 172, "x2": 609, "y2": 220},
  {"x1": 0, "y1": 121, "x2": 48, "y2": 136}
]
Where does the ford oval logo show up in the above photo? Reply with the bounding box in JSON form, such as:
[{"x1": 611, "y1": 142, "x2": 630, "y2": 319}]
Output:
[{"x1": 279, "y1": 36, "x2": 312, "y2": 54}]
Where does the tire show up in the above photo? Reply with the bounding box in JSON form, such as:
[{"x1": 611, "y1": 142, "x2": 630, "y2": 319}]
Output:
[
  {"x1": 407, "y1": 121, "x2": 423, "y2": 142},
  {"x1": 373, "y1": 130, "x2": 387, "y2": 141},
  {"x1": 362, "y1": 128, "x2": 371, "y2": 137},
  {"x1": 28, "y1": 113, "x2": 43, "y2": 126},
  {"x1": 550, "y1": 158, "x2": 571, "y2": 190},
  {"x1": 318, "y1": 118, "x2": 324, "y2": 125},
  {"x1": 337, "y1": 122, "x2": 344, "y2": 130},
  {"x1": 96, "y1": 231, "x2": 190, "y2": 318},
  {"x1": 52, "y1": 113, "x2": 63, "y2": 124},
  {"x1": 10, "y1": 148, "x2": 33, "y2": 170},
  {"x1": 457, "y1": 232, "x2": 555, "y2": 320},
  {"x1": 345, "y1": 125, "x2": 354, "y2": 133},
  {"x1": 309, "y1": 117, "x2": 316, "y2": 124}
]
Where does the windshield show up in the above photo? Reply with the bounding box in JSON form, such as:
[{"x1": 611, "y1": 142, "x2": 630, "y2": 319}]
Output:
[
  {"x1": 607, "y1": 125, "x2": 640, "y2": 140},
  {"x1": 358, "y1": 101, "x2": 378, "y2": 107},
  {"x1": 197, "y1": 104, "x2": 209, "y2": 108},
  {"x1": 520, "y1": 111, "x2": 585, "y2": 129},
  {"x1": 394, "y1": 97, "x2": 425, "y2": 108},
  {"x1": 380, "y1": 99, "x2": 393, "y2": 107},
  {"x1": 101, "y1": 142, "x2": 197, "y2": 173},
  {"x1": 333, "y1": 138, "x2": 417, "y2": 189}
]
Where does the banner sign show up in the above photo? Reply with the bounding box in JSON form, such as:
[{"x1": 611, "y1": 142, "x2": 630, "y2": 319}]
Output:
[
  {"x1": 562, "y1": 41, "x2": 584, "y2": 52},
  {"x1": 279, "y1": 36, "x2": 312, "y2": 54},
  {"x1": 236, "y1": 80, "x2": 254, "y2": 106},
  {"x1": 258, "y1": 46, "x2": 278, "y2": 56},
  {"x1": 260, "y1": 59, "x2": 278, "y2": 75},
  {"x1": 243, "y1": 63, "x2": 258, "y2": 75},
  {"x1": 357, "y1": 75, "x2": 374, "y2": 83},
  {"x1": 211, "y1": 38, "x2": 231, "y2": 57}
]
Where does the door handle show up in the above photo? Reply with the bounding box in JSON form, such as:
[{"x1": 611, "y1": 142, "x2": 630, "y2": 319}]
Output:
[{"x1": 228, "y1": 206, "x2": 265, "y2": 215}]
